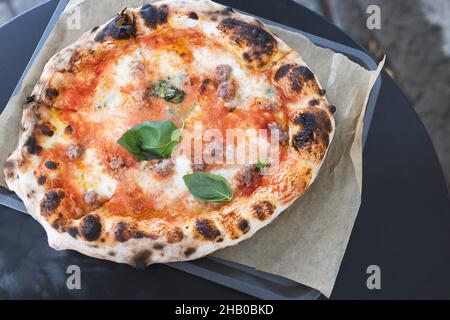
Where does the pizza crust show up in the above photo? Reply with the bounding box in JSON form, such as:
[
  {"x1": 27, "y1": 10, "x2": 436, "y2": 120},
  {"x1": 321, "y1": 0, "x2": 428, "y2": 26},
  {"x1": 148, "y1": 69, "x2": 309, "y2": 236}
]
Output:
[{"x1": 4, "y1": 0, "x2": 335, "y2": 266}]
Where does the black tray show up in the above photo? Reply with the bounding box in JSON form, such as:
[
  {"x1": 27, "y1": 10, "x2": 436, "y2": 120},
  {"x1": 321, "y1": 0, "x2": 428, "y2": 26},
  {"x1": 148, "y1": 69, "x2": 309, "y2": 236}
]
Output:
[{"x1": 0, "y1": 0, "x2": 381, "y2": 300}]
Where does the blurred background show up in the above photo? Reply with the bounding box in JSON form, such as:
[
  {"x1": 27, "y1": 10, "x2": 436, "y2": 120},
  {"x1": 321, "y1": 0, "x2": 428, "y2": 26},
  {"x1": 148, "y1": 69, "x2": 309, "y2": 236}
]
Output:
[{"x1": 0, "y1": 0, "x2": 449, "y2": 192}]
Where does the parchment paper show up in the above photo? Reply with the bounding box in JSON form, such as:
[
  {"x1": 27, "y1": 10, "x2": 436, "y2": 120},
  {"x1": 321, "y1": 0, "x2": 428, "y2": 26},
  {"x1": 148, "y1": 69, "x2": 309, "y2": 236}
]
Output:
[{"x1": 0, "y1": 0, "x2": 383, "y2": 297}]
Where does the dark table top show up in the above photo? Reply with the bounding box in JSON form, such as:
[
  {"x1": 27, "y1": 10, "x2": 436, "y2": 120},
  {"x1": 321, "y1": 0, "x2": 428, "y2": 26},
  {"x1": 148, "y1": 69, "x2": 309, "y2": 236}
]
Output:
[{"x1": 0, "y1": 0, "x2": 449, "y2": 300}]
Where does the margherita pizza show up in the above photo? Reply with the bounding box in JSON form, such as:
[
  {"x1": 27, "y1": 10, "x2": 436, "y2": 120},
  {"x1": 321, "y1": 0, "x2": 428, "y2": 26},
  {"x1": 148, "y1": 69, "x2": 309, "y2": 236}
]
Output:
[{"x1": 3, "y1": 0, "x2": 335, "y2": 266}]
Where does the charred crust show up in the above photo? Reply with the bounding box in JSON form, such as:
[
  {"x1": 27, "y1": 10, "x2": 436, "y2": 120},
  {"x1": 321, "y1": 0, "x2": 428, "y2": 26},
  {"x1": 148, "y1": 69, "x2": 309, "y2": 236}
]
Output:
[
  {"x1": 238, "y1": 219, "x2": 250, "y2": 233},
  {"x1": 188, "y1": 11, "x2": 198, "y2": 20},
  {"x1": 24, "y1": 136, "x2": 42, "y2": 155},
  {"x1": 45, "y1": 88, "x2": 59, "y2": 99},
  {"x1": 68, "y1": 227, "x2": 79, "y2": 238},
  {"x1": 320, "y1": 89, "x2": 327, "y2": 96},
  {"x1": 91, "y1": 26, "x2": 99, "y2": 32},
  {"x1": 4, "y1": 161, "x2": 15, "y2": 180},
  {"x1": 275, "y1": 64, "x2": 317, "y2": 93},
  {"x1": 133, "y1": 250, "x2": 152, "y2": 269},
  {"x1": 217, "y1": 18, "x2": 277, "y2": 68},
  {"x1": 274, "y1": 64, "x2": 290, "y2": 81},
  {"x1": 37, "y1": 175, "x2": 47, "y2": 185},
  {"x1": 44, "y1": 161, "x2": 58, "y2": 170},
  {"x1": 41, "y1": 190, "x2": 65, "y2": 214},
  {"x1": 114, "y1": 221, "x2": 136, "y2": 243},
  {"x1": 292, "y1": 108, "x2": 332, "y2": 160},
  {"x1": 140, "y1": 4, "x2": 168, "y2": 29},
  {"x1": 328, "y1": 104, "x2": 337, "y2": 114},
  {"x1": 80, "y1": 215, "x2": 102, "y2": 242},
  {"x1": 24, "y1": 95, "x2": 36, "y2": 108},
  {"x1": 195, "y1": 218, "x2": 220, "y2": 241},
  {"x1": 166, "y1": 227, "x2": 184, "y2": 244},
  {"x1": 252, "y1": 200, "x2": 275, "y2": 221},
  {"x1": 153, "y1": 243, "x2": 165, "y2": 250},
  {"x1": 95, "y1": 11, "x2": 136, "y2": 43},
  {"x1": 184, "y1": 247, "x2": 196, "y2": 257}
]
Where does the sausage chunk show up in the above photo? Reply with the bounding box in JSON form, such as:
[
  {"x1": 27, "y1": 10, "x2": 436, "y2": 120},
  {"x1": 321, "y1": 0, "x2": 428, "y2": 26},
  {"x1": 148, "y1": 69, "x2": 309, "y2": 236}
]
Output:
[
  {"x1": 217, "y1": 80, "x2": 236, "y2": 101},
  {"x1": 214, "y1": 64, "x2": 232, "y2": 83},
  {"x1": 151, "y1": 159, "x2": 174, "y2": 176}
]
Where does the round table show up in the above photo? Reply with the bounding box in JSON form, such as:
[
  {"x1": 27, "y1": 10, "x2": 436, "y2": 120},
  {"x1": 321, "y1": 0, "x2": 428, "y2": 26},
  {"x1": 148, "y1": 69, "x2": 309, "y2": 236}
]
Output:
[{"x1": 0, "y1": 0, "x2": 449, "y2": 300}]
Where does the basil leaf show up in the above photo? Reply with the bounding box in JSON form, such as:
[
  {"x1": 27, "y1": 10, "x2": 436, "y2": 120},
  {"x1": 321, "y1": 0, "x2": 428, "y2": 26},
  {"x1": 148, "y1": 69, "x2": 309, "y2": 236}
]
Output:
[
  {"x1": 152, "y1": 80, "x2": 185, "y2": 104},
  {"x1": 255, "y1": 161, "x2": 270, "y2": 170},
  {"x1": 117, "y1": 120, "x2": 181, "y2": 161},
  {"x1": 183, "y1": 172, "x2": 233, "y2": 203}
]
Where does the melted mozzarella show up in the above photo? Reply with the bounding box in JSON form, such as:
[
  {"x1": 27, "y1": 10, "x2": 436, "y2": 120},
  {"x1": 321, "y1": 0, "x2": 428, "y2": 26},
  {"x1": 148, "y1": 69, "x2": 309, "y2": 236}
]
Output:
[
  {"x1": 137, "y1": 155, "x2": 192, "y2": 202},
  {"x1": 76, "y1": 149, "x2": 117, "y2": 198}
]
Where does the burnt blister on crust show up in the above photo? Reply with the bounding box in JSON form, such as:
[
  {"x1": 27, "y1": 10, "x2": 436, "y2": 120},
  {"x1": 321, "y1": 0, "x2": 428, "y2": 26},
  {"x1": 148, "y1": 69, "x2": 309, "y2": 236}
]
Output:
[
  {"x1": 68, "y1": 227, "x2": 79, "y2": 238},
  {"x1": 41, "y1": 190, "x2": 65, "y2": 215},
  {"x1": 238, "y1": 219, "x2": 250, "y2": 234},
  {"x1": 80, "y1": 215, "x2": 102, "y2": 241},
  {"x1": 217, "y1": 18, "x2": 277, "y2": 68},
  {"x1": 274, "y1": 64, "x2": 321, "y2": 98},
  {"x1": 133, "y1": 250, "x2": 152, "y2": 269},
  {"x1": 188, "y1": 11, "x2": 198, "y2": 20},
  {"x1": 95, "y1": 10, "x2": 137, "y2": 43},
  {"x1": 184, "y1": 247, "x2": 196, "y2": 257},
  {"x1": 140, "y1": 4, "x2": 168, "y2": 29},
  {"x1": 292, "y1": 107, "x2": 332, "y2": 161},
  {"x1": 195, "y1": 218, "x2": 221, "y2": 241},
  {"x1": 252, "y1": 200, "x2": 275, "y2": 221}
]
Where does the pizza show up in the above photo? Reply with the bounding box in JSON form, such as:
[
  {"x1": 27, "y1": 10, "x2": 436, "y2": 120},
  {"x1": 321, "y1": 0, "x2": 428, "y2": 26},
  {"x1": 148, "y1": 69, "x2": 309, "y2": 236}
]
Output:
[{"x1": 3, "y1": 0, "x2": 335, "y2": 266}]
